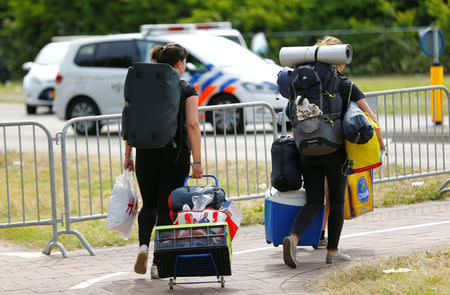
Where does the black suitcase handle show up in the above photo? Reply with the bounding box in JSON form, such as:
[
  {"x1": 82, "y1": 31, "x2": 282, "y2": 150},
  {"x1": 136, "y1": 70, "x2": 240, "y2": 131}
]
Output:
[{"x1": 184, "y1": 174, "x2": 218, "y2": 187}]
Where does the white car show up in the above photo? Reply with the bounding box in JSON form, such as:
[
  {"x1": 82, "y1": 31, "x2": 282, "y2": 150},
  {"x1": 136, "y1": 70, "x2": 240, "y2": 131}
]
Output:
[
  {"x1": 53, "y1": 31, "x2": 284, "y2": 134},
  {"x1": 22, "y1": 41, "x2": 71, "y2": 114}
]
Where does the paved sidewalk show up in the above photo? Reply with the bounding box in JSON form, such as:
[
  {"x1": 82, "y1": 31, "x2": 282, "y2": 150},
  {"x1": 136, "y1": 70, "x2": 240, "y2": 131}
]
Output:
[{"x1": 0, "y1": 200, "x2": 449, "y2": 295}]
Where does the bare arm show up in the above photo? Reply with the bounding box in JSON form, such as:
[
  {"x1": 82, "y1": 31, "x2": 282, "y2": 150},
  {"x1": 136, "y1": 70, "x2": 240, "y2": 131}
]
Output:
[
  {"x1": 185, "y1": 95, "x2": 203, "y2": 178},
  {"x1": 123, "y1": 140, "x2": 134, "y2": 171},
  {"x1": 356, "y1": 98, "x2": 385, "y2": 150}
]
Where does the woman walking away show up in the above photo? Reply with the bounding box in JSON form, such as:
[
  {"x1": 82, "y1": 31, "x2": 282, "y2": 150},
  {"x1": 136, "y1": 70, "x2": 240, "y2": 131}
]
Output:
[
  {"x1": 123, "y1": 43, "x2": 203, "y2": 278},
  {"x1": 283, "y1": 36, "x2": 384, "y2": 268}
]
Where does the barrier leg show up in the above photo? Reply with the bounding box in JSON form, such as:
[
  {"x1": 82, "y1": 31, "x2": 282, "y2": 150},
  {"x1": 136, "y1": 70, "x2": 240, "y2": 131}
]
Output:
[
  {"x1": 437, "y1": 178, "x2": 450, "y2": 196},
  {"x1": 43, "y1": 240, "x2": 68, "y2": 258},
  {"x1": 49, "y1": 229, "x2": 96, "y2": 257},
  {"x1": 70, "y1": 229, "x2": 96, "y2": 256}
]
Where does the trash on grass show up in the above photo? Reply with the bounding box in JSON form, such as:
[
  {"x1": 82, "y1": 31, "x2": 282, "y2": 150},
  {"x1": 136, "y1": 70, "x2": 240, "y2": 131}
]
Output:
[{"x1": 382, "y1": 268, "x2": 414, "y2": 274}]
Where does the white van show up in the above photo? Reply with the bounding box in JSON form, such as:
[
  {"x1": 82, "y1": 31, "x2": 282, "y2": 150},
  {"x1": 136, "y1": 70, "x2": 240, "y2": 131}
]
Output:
[
  {"x1": 53, "y1": 29, "x2": 283, "y2": 134},
  {"x1": 22, "y1": 41, "x2": 71, "y2": 114}
]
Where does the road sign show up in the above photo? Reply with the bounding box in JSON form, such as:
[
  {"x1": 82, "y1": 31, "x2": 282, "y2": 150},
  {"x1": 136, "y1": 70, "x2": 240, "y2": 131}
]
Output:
[{"x1": 420, "y1": 27, "x2": 445, "y2": 58}]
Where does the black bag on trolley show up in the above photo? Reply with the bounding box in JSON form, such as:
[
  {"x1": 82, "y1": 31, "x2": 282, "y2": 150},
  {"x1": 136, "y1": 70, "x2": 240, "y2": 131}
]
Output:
[
  {"x1": 271, "y1": 135, "x2": 302, "y2": 192},
  {"x1": 168, "y1": 175, "x2": 226, "y2": 222}
]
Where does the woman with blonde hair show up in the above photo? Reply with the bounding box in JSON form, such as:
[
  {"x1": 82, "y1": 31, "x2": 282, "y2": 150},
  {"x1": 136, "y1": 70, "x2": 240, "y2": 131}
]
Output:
[{"x1": 283, "y1": 36, "x2": 384, "y2": 268}]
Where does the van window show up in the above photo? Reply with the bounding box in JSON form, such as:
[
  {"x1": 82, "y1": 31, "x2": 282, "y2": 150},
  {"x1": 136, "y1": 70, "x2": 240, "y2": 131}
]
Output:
[
  {"x1": 186, "y1": 54, "x2": 209, "y2": 73},
  {"x1": 75, "y1": 40, "x2": 140, "y2": 68},
  {"x1": 221, "y1": 35, "x2": 242, "y2": 46},
  {"x1": 137, "y1": 40, "x2": 162, "y2": 62},
  {"x1": 74, "y1": 44, "x2": 96, "y2": 66}
]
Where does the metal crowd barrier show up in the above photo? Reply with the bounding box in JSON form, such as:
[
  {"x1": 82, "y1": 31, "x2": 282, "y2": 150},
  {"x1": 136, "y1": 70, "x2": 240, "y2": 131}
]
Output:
[
  {"x1": 364, "y1": 85, "x2": 449, "y2": 183},
  {"x1": 0, "y1": 121, "x2": 65, "y2": 256},
  {"x1": 0, "y1": 87, "x2": 449, "y2": 257},
  {"x1": 55, "y1": 102, "x2": 278, "y2": 256},
  {"x1": 57, "y1": 114, "x2": 124, "y2": 256},
  {"x1": 197, "y1": 102, "x2": 278, "y2": 201}
]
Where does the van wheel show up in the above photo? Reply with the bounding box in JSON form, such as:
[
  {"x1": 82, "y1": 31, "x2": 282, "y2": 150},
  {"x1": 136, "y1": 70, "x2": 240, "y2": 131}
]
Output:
[
  {"x1": 26, "y1": 105, "x2": 37, "y2": 114},
  {"x1": 207, "y1": 94, "x2": 244, "y2": 134},
  {"x1": 67, "y1": 97, "x2": 100, "y2": 135}
]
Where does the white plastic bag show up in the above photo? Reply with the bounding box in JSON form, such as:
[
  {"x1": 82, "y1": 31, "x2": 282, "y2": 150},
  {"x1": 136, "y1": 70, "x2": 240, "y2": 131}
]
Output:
[
  {"x1": 192, "y1": 194, "x2": 213, "y2": 211},
  {"x1": 106, "y1": 170, "x2": 139, "y2": 239}
]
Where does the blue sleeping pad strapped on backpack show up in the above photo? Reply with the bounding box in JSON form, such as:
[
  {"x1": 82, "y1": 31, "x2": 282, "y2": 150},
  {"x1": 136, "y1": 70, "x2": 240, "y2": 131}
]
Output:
[{"x1": 122, "y1": 62, "x2": 181, "y2": 149}]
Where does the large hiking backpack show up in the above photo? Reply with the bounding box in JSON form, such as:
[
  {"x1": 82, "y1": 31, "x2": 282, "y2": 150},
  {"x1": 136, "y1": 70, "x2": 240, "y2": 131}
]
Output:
[
  {"x1": 271, "y1": 136, "x2": 302, "y2": 192},
  {"x1": 282, "y1": 62, "x2": 344, "y2": 156},
  {"x1": 122, "y1": 62, "x2": 181, "y2": 149}
]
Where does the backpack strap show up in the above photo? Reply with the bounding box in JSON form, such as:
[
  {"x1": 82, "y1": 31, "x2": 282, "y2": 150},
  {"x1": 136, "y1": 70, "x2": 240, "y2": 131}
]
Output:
[
  {"x1": 347, "y1": 81, "x2": 354, "y2": 106},
  {"x1": 173, "y1": 82, "x2": 184, "y2": 162},
  {"x1": 321, "y1": 65, "x2": 335, "y2": 95},
  {"x1": 315, "y1": 64, "x2": 324, "y2": 111}
]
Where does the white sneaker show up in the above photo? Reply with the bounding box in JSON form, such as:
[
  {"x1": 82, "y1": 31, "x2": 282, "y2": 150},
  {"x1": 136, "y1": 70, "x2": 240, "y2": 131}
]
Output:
[
  {"x1": 134, "y1": 245, "x2": 148, "y2": 274},
  {"x1": 150, "y1": 263, "x2": 159, "y2": 279}
]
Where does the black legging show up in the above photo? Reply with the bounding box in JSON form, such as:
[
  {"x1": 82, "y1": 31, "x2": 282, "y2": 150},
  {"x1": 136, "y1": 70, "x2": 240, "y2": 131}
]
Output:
[
  {"x1": 135, "y1": 146, "x2": 190, "y2": 247},
  {"x1": 290, "y1": 148, "x2": 347, "y2": 250}
]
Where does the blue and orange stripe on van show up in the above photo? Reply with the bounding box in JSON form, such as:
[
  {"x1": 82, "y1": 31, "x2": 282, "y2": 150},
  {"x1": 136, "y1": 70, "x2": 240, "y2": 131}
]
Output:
[
  {"x1": 220, "y1": 78, "x2": 239, "y2": 94},
  {"x1": 196, "y1": 72, "x2": 223, "y2": 106}
]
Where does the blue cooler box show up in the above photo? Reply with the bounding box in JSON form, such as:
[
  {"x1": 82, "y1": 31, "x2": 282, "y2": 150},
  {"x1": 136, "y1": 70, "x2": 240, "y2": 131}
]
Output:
[{"x1": 265, "y1": 187, "x2": 324, "y2": 248}]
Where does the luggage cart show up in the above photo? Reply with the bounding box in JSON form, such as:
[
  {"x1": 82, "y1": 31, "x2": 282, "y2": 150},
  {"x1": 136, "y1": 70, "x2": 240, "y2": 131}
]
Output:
[{"x1": 154, "y1": 222, "x2": 232, "y2": 290}]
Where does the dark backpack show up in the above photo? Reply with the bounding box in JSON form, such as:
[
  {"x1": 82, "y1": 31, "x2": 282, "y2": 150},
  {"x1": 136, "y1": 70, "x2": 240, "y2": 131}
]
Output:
[
  {"x1": 284, "y1": 62, "x2": 344, "y2": 156},
  {"x1": 122, "y1": 62, "x2": 181, "y2": 149},
  {"x1": 271, "y1": 136, "x2": 302, "y2": 192}
]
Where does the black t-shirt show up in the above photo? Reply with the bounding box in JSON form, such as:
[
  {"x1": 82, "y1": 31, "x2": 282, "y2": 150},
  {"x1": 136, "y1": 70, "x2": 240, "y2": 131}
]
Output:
[
  {"x1": 176, "y1": 79, "x2": 198, "y2": 151},
  {"x1": 338, "y1": 72, "x2": 364, "y2": 114}
]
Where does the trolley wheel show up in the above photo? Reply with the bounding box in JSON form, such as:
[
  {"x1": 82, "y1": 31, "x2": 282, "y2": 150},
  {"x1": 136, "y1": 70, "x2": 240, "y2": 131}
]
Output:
[
  {"x1": 169, "y1": 278, "x2": 174, "y2": 290},
  {"x1": 220, "y1": 276, "x2": 225, "y2": 288}
]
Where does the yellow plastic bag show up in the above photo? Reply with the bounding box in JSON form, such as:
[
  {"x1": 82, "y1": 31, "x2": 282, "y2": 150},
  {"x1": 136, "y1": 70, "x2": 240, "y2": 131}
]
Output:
[
  {"x1": 344, "y1": 115, "x2": 382, "y2": 173},
  {"x1": 344, "y1": 170, "x2": 374, "y2": 220}
]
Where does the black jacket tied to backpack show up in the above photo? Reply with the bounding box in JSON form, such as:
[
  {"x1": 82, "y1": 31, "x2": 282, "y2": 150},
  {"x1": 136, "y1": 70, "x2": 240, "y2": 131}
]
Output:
[{"x1": 278, "y1": 62, "x2": 344, "y2": 156}]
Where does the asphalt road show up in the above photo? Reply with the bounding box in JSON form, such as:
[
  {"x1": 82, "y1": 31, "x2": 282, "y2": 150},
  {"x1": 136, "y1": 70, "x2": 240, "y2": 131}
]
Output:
[{"x1": 0, "y1": 103, "x2": 449, "y2": 169}]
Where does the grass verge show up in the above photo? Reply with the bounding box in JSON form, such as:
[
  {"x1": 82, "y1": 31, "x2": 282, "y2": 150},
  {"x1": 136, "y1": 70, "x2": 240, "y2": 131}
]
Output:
[
  {"x1": 0, "y1": 149, "x2": 448, "y2": 250},
  {"x1": 305, "y1": 246, "x2": 450, "y2": 295},
  {"x1": 0, "y1": 81, "x2": 24, "y2": 103}
]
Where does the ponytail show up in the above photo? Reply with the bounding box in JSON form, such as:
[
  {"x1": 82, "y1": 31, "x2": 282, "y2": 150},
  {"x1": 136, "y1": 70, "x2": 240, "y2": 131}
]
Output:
[{"x1": 150, "y1": 43, "x2": 188, "y2": 67}]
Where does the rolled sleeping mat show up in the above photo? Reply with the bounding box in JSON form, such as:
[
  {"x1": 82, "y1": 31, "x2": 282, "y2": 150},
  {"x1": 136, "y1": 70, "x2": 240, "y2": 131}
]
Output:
[{"x1": 279, "y1": 44, "x2": 353, "y2": 67}]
